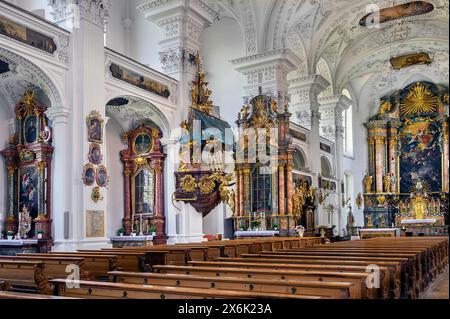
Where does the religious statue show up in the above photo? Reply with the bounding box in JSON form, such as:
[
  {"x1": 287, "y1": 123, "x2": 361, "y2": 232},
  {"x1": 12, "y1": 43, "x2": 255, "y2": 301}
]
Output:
[
  {"x1": 383, "y1": 175, "x2": 391, "y2": 193},
  {"x1": 347, "y1": 204, "x2": 355, "y2": 229},
  {"x1": 19, "y1": 205, "x2": 32, "y2": 239},
  {"x1": 366, "y1": 214, "x2": 373, "y2": 228},
  {"x1": 292, "y1": 184, "x2": 305, "y2": 218},
  {"x1": 380, "y1": 215, "x2": 386, "y2": 228},
  {"x1": 229, "y1": 189, "x2": 236, "y2": 216},
  {"x1": 364, "y1": 174, "x2": 373, "y2": 194}
]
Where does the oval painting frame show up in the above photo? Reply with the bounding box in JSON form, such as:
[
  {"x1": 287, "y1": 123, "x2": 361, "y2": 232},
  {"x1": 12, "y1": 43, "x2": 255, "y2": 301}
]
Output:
[{"x1": 133, "y1": 132, "x2": 152, "y2": 155}]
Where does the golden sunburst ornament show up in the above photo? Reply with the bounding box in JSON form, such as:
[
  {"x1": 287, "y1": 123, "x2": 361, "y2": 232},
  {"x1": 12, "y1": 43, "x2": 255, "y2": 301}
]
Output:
[{"x1": 400, "y1": 83, "x2": 438, "y2": 117}]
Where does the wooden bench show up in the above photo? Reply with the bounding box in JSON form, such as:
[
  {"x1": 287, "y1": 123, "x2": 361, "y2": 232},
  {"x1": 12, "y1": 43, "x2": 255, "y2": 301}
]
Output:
[
  {"x1": 0, "y1": 291, "x2": 77, "y2": 299},
  {"x1": 75, "y1": 250, "x2": 145, "y2": 272},
  {"x1": 19, "y1": 253, "x2": 117, "y2": 279},
  {"x1": 0, "y1": 255, "x2": 93, "y2": 281},
  {"x1": 109, "y1": 270, "x2": 353, "y2": 299},
  {"x1": 153, "y1": 265, "x2": 369, "y2": 299},
  {"x1": 0, "y1": 260, "x2": 52, "y2": 294},
  {"x1": 214, "y1": 257, "x2": 397, "y2": 298},
  {"x1": 257, "y1": 251, "x2": 413, "y2": 298},
  {"x1": 50, "y1": 279, "x2": 323, "y2": 299}
]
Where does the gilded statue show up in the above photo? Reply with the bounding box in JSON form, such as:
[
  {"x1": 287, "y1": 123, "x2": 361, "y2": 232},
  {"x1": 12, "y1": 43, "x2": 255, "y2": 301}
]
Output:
[
  {"x1": 292, "y1": 185, "x2": 305, "y2": 218},
  {"x1": 229, "y1": 189, "x2": 236, "y2": 216},
  {"x1": 364, "y1": 175, "x2": 373, "y2": 194},
  {"x1": 240, "y1": 104, "x2": 250, "y2": 121},
  {"x1": 383, "y1": 175, "x2": 391, "y2": 193},
  {"x1": 366, "y1": 215, "x2": 373, "y2": 228},
  {"x1": 379, "y1": 101, "x2": 393, "y2": 115}
]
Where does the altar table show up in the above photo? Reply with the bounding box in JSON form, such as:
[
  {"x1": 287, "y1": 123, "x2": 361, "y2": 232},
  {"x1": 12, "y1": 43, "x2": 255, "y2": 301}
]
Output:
[
  {"x1": 110, "y1": 235, "x2": 154, "y2": 248},
  {"x1": 359, "y1": 228, "x2": 400, "y2": 239},
  {"x1": 234, "y1": 230, "x2": 280, "y2": 238}
]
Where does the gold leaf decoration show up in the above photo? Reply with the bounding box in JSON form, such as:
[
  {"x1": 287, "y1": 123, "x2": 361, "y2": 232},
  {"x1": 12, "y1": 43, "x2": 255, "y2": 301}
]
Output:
[
  {"x1": 180, "y1": 175, "x2": 197, "y2": 193},
  {"x1": 400, "y1": 83, "x2": 438, "y2": 116},
  {"x1": 198, "y1": 177, "x2": 215, "y2": 195}
]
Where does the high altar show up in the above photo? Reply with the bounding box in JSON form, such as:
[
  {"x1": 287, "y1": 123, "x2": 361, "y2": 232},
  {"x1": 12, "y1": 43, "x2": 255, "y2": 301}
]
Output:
[
  {"x1": 363, "y1": 81, "x2": 449, "y2": 235},
  {"x1": 1, "y1": 91, "x2": 53, "y2": 246}
]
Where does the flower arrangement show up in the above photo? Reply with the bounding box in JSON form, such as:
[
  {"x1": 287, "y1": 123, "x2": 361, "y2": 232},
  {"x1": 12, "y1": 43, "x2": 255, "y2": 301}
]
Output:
[
  {"x1": 295, "y1": 225, "x2": 305, "y2": 237},
  {"x1": 250, "y1": 220, "x2": 261, "y2": 230}
]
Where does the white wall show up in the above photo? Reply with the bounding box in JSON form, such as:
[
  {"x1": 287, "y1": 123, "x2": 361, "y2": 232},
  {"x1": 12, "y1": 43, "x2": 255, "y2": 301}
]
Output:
[
  {"x1": 200, "y1": 17, "x2": 246, "y2": 126},
  {"x1": 106, "y1": 119, "x2": 125, "y2": 237},
  {"x1": 8, "y1": 0, "x2": 53, "y2": 19},
  {"x1": 129, "y1": 0, "x2": 164, "y2": 72},
  {"x1": 105, "y1": 0, "x2": 127, "y2": 55}
]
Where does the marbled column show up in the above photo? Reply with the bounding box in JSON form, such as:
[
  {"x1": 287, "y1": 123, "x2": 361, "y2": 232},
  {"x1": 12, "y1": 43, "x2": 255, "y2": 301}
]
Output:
[
  {"x1": 153, "y1": 163, "x2": 164, "y2": 218},
  {"x1": 368, "y1": 137, "x2": 375, "y2": 180},
  {"x1": 388, "y1": 124, "x2": 400, "y2": 193},
  {"x1": 439, "y1": 117, "x2": 449, "y2": 192},
  {"x1": 239, "y1": 168, "x2": 244, "y2": 217},
  {"x1": 279, "y1": 163, "x2": 285, "y2": 216},
  {"x1": 375, "y1": 137, "x2": 385, "y2": 193},
  {"x1": 286, "y1": 164, "x2": 293, "y2": 215},
  {"x1": 272, "y1": 168, "x2": 278, "y2": 215},
  {"x1": 243, "y1": 166, "x2": 251, "y2": 214},
  {"x1": 123, "y1": 169, "x2": 132, "y2": 234},
  {"x1": 7, "y1": 166, "x2": 14, "y2": 217}
]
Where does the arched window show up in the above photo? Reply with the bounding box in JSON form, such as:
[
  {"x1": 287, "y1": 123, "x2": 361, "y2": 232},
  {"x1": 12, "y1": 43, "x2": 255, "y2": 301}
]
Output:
[
  {"x1": 344, "y1": 172, "x2": 354, "y2": 201},
  {"x1": 342, "y1": 89, "x2": 353, "y2": 156},
  {"x1": 293, "y1": 148, "x2": 306, "y2": 171},
  {"x1": 251, "y1": 164, "x2": 272, "y2": 213},
  {"x1": 321, "y1": 156, "x2": 333, "y2": 178}
]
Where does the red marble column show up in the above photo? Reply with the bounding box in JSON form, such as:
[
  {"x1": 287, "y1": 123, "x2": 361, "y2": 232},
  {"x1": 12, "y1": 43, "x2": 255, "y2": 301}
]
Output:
[
  {"x1": 278, "y1": 163, "x2": 285, "y2": 216},
  {"x1": 238, "y1": 168, "x2": 244, "y2": 217},
  {"x1": 375, "y1": 137, "x2": 384, "y2": 193},
  {"x1": 286, "y1": 163, "x2": 293, "y2": 215},
  {"x1": 123, "y1": 168, "x2": 132, "y2": 235}
]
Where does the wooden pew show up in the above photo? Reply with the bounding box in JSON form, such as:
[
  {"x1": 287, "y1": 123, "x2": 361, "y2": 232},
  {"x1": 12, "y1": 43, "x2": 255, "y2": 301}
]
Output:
[
  {"x1": 109, "y1": 271, "x2": 353, "y2": 299},
  {"x1": 101, "y1": 248, "x2": 187, "y2": 267},
  {"x1": 77, "y1": 250, "x2": 146, "y2": 272},
  {"x1": 153, "y1": 265, "x2": 369, "y2": 299},
  {"x1": 50, "y1": 279, "x2": 323, "y2": 299},
  {"x1": 0, "y1": 291, "x2": 76, "y2": 299},
  {"x1": 257, "y1": 251, "x2": 414, "y2": 298},
  {"x1": 0, "y1": 260, "x2": 52, "y2": 294},
  {"x1": 0, "y1": 255, "x2": 93, "y2": 281},
  {"x1": 19, "y1": 253, "x2": 117, "y2": 279},
  {"x1": 213, "y1": 257, "x2": 397, "y2": 298}
]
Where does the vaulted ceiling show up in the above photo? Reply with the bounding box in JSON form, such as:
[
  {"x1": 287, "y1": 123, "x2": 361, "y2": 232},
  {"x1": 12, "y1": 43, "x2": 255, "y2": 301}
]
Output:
[{"x1": 208, "y1": 0, "x2": 449, "y2": 95}]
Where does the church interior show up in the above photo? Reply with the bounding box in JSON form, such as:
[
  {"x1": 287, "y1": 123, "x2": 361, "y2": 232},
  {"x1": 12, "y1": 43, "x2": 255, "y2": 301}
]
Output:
[{"x1": 0, "y1": 0, "x2": 448, "y2": 301}]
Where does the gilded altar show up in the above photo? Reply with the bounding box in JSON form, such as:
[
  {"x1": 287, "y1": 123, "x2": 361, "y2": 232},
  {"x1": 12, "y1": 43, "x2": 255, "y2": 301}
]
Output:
[{"x1": 363, "y1": 82, "x2": 449, "y2": 233}]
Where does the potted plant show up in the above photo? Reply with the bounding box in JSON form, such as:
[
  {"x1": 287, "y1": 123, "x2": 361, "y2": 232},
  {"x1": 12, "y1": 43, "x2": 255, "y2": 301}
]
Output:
[
  {"x1": 148, "y1": 225, "x2": 157, "y2": 236},
  {"x1": 36, "y1": 230, "x2": 45, "y2": 239},
  {"x1": 250, "y1": 220, "x2": 261, "y2": 231},
  {"x1": 117, "y1": 228, "x2": 125, "y2": 237},
  {"x1": 6, "y1": 231, "x2": 14, "y2": 240},
  {"x1": 272, "y1": 224, "x2": 279, "y2": 231}
]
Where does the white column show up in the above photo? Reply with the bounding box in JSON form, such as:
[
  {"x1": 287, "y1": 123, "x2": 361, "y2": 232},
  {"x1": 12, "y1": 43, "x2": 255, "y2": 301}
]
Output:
[
  {"x1": 50, "y1": 0, "x2": 110, "y2": 249},
  {"x1": 139, "y1": 0, "x2": 219, "y2": 243},
  {"x1": 46, "y1": 107, "x2": 70, "y2": 246},
  {"x1": 231, "y1": 49, "x2": 300, "y2": 107},
  {"x1": 289, "y1": 75, "x2": 329, "y2": 227}
]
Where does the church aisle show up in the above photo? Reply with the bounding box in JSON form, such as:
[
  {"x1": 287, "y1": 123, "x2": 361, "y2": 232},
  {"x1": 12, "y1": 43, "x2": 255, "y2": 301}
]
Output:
[{"x1": 420, "y1": 266, "x2": 449, "y2": 299}]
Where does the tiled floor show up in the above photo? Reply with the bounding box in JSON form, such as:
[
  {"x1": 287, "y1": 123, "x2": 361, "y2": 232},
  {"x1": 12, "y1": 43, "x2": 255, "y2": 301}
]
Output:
[{"x1": 420, "y1": 266, "x2": 449, "y2": 299}]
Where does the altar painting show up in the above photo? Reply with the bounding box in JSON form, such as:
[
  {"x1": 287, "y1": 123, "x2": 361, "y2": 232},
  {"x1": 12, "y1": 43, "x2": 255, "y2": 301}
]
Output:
[
  {"x1": 399, "y1": 118, "x2": 442, "y2": 193},
  {"x1": 19, "y1": 166, "x2": 39, "y2": 219}
]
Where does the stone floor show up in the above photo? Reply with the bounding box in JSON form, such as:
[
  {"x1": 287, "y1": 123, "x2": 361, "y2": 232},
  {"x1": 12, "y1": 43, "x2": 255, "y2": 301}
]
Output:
[{"x1": 419, "y1": 265, "x2": 449, "y2": 299}]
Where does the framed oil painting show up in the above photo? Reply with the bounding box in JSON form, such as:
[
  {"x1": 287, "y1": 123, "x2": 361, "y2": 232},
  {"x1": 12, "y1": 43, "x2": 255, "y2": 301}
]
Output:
[
  {"x1": 82, "y1": 164, "x2": 96, "y2": 186},
  {"x1": 87, "y1": 111, "x2": 104, "y2": 143},
  {"x1": 86, "y1": 210, "x2": 104, "y2": 238},
  {"x1": 96, "y1": 165, "x2": 109, "y2": 188},
  {"x1": 19, "y1": 166, "x2": 39, "y2": 220},
  {"x1": 133, "y1": 132, "x2": 152, "y2": 154},
  {"x1": 88, "y1": 143, "x2": 102, "y2": 165},
  {"x1": 23, "y1": 115, "x2": 38, "y2": 144}
]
